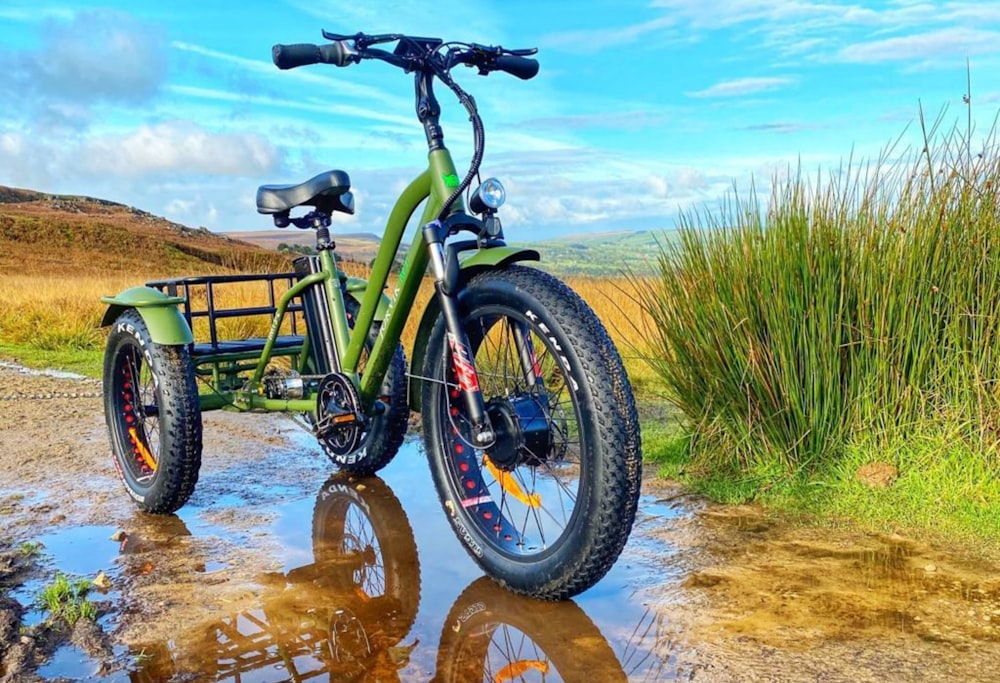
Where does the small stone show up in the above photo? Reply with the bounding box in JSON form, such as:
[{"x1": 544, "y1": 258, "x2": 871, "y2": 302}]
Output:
[
  {"x1": 924, "y1": 563, "x2": 938, "y2": 573},
  {"x1": 856, "y1": 462, "x2": 899, "y2": 488},
  {"x1": 110, "y1": 530, "x2": 126, "y2": 542},
  {"x1": 93, "y1": 571, "x2": 112, "y2": 590}
]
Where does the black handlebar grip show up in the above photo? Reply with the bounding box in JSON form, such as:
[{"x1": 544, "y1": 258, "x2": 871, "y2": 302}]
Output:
[
  {"x1": 272, "y1": 43, "x2": 322, "y2": 69},
  {"x1": 272, "y1": 42, "x2": 352, "y2": 69},
  {"x1": 494, "y1": 55, "x2": 539, "y2": 80}
]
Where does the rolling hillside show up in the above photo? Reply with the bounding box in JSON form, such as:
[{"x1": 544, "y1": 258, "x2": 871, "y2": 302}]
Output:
[
  {"x1": 0, "y1": 184, "x2": 671, "y2": 279},
  {"x1": 225, "y1": 229, "x2": 385, "y2": 264},
  {"x1": 510, "y1": 230, "x2": 670, "y2": 277},
  {"x1": 0, "y1": 185, "x2": 290, "y2": 276},
  {"x1": 227, "y1": 227, "x2": 672, "y2": 278}
]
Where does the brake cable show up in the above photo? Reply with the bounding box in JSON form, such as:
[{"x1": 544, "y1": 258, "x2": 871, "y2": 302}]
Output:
[{"x1": 434, "y1": 51, "x2": 487, "y2": 221}]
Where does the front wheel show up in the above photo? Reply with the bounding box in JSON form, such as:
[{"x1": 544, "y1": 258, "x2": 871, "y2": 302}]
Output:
[
  {"x1": 421, "y1": 266, "x2": 642, "y2": 600},
  {"x1": 103, "y1": 309, "x2": 202, "y2": 513}
]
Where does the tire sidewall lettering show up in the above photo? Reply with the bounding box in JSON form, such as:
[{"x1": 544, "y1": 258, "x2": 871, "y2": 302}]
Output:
[{"x1": 524, "y1": 309, "x2": 580, "y2": 393}]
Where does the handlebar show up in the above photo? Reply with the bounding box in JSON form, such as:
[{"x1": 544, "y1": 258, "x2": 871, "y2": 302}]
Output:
[
  {"x1": 271, "y1": 31, "x2": 539, "y2": 224},
  {"x1": 272, "y1": 32, "x2": 538, "y2": 81}
]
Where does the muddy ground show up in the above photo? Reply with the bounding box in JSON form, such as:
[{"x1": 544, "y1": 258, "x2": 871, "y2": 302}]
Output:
[{"x1": 1, "y1": 362, "x2": 998, "y2": 682}]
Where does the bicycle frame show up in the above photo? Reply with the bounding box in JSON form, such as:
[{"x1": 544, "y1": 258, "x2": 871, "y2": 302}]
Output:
[
  {"x1": 103, "y1": 40, "x2": 537, "y2": 425},
  {"x1": 188, "y1": 149, "x2": 456, "y2": 415}
]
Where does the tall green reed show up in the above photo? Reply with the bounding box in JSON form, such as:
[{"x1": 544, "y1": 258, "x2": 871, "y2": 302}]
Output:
[{"x1": 634, "y1": 114, "x2": 1000, "y2": 475}]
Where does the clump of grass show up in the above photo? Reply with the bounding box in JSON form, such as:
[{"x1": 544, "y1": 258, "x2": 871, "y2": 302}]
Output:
[
  {"x1": 18, "y1": 541, "x2": 42, "y2": 558},
  {"x1": 633, "y1": 109, "x2": 1000, "y2": 540},
  {"x1": 37, "y1": 573, "x2": 96, "y2": 625}
]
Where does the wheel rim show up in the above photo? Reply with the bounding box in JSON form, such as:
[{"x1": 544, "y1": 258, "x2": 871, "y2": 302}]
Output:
[
  {"x1": 317, "y1": 497, "x2": 388, "y2": 599},
  {"x1": 111, "y1": 342, "x2": 161, "y2": 489},
  {"x1": 438, "y1": 308, "x2": 585, "y2": 560},
  {"x1": 474, "y1": 624, "x2": 557, "y2": 683}
]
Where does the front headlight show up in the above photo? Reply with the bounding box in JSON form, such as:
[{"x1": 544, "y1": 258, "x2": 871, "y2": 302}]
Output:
[{"x1": 470, "y1": 177, "x2": 505, "y2": 214}]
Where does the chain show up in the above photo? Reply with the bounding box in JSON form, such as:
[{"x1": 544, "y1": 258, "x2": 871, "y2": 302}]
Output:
[{"x1": 0, "y1": 389, "x2": 103, "y2": 401}]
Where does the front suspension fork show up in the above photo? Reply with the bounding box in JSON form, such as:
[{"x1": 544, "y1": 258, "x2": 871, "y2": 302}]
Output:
[{"x1": 424, "y1": 223, "x2": 495, "y2": 446}]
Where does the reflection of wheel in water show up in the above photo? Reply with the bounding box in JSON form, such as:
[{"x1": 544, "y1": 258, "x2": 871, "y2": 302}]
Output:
[
  {"x1": 436, "y1": 577, "x2": 627, "y2": 683},
  {"x1": 311, "y1": 473, "x2": 421, "y2": 643}
]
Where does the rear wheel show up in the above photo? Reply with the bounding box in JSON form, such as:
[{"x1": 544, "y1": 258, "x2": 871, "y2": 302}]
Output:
[
  {"x1": 421, "y1": 266, "x2": 641, "y2": 600},
  {"x1": 103, "y1": 309, "x2": 202, "y2": 513}
]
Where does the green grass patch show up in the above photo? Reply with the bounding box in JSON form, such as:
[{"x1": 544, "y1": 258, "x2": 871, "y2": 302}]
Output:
[
  {"x1": 18, "y1": 541, "x2": 42, "y2": 559},
  {"x1": 643, "y1": 413, "x2": 1000, "y2": 547},
  {"x1": 37, "y1": 574, "x2": 96, "y2": 625},
  {"x1": 631, "y1": 107, "x2": 1000, "y2": 547},
  {"x1": 0, "y1": 343, "x2": 102, "y2": 378},
  {"x1": 811, "y1": 431, "x2": 1000, "y2": 543}
]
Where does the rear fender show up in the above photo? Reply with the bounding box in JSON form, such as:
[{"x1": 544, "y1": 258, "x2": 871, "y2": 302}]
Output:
[
  {"x1": 100, "y1": 286, "x2": 193, "y2": 345},
  {"x1": 407, "y1": 245, "x2": 540, "y2": 411}
]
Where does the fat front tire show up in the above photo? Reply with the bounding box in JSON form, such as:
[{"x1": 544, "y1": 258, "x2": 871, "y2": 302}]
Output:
[
  {"x1": 315, "y1": 297, "x2": 409, "y2": 475},
  {"x1": 421, "y1": 266, "x2": 642, "y2": 600},
  {"x1": 103, "y1": 309, "x2": 202, "y2": 513}
]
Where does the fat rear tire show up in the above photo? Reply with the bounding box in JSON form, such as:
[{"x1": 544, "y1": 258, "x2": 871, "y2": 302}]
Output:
[{"x1": 103, "y1": 309, "x2": 202, "y2": 513}]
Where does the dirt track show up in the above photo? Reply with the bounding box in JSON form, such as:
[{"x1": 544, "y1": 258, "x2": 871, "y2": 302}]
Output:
[{"x1": 2, "y1": 361, "x2": 999, "y2": 682}]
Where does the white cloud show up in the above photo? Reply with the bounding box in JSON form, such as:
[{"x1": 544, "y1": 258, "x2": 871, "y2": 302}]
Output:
[
  {"x1": 25, "y1": 10, "x2": 166, "y2": 103},
  {"x1": 836, "y1": 27, "x2": 1000, "y2": 63},
  {"x1": 635, "y1": 0, "x2": 1000, "y2": 62},
  {"x1": 167, "y1": 84, "x2": 416, "y2": 128},
  {"x1": 687, "y1": 76, "x2": 797, "y2": 98},
  {"x1": 83, "y1": 122, "x2": 281, "y2": 178},
  {"x1": 542, "y1": 16, "x2": 679, "y2": 51},
  {"x1": 0, "y1": 5, "x2": 74, "y2": 22},
  {"x1": 170, "y1": 41, "x2": 408, "y2": 108}
]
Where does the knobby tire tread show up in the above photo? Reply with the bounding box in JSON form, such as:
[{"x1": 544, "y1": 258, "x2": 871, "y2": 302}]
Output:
[
  {"x1": 105, "y1": 309, "x2": 202, "y2": 514},
  {"x1": 423, "y1": 265, "x2": 642, "y2": 600}
]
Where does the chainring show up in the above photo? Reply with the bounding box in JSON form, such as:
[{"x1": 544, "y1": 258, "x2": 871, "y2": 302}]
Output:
[{"x1": 315, "y1": 373, "x2": 365, "y2": 456}]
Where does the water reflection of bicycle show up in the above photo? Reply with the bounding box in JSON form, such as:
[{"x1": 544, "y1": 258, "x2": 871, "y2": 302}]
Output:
[{"x1": 133, "y1": 474, "x2": 628, "y2": 682}]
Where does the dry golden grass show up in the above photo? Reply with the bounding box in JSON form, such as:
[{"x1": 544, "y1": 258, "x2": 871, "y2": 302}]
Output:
[{"x1": 0, "y1": 269, "x2": 654, "y2": 387}]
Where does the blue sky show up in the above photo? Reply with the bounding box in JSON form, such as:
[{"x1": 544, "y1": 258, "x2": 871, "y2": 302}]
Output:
[{"x1": 1, "y1": 1, "x2": 999, "y2": 239}]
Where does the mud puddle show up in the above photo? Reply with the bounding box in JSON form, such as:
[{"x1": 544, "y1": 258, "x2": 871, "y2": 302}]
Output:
[{"x1": 115, "y1": 445, "x2": 683, "y2": 682}]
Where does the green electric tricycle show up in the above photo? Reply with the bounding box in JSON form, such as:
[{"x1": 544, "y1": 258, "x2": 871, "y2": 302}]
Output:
[{"x1": 100, "y1": 30, "x2": 641, "y2": 599}]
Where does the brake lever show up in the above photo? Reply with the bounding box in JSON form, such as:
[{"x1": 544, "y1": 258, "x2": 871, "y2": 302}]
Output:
[
  {"x1": 322, "y1": 30, "x2": 359, "y2": 41},
  {"x1": 507, "y1": 47, "x2": 538, "y2": 56}
]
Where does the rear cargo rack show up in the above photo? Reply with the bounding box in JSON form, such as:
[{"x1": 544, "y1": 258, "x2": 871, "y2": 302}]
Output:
[{"x1": 146, "y1": 272, "x2": 306, "y2": 360}]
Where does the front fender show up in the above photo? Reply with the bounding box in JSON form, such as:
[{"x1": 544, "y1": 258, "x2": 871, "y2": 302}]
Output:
[
  {"x1": 407, "y1": 245, "x2": 540, "y2": 411},
  {"x1": 100, "y1": 286, "x2": 193, "y2": 345}
]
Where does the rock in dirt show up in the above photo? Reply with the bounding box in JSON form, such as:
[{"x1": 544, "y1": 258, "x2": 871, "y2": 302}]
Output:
[{"x1": 856, "y1": 462, "x2": 899, "y2": 488}]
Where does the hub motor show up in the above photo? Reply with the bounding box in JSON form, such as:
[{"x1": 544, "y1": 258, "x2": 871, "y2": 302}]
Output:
[{"x1": 484, "y1": 395, "x2": 553, "y2": 471}]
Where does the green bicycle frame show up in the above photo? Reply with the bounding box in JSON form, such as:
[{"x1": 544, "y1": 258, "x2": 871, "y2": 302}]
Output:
[{"x1": 332, "y1": 148, "x2": 456, "y2": 408}]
